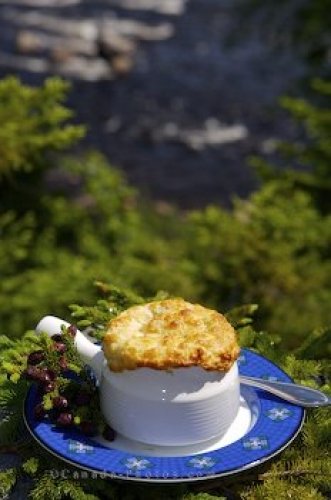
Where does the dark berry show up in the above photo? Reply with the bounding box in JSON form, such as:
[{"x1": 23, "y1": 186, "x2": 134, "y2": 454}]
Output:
[
  {"x1": 54, "y1": 342, "x2": 66, "y2": 354},
  {"x1": 38, "y1": 371, "x2": 51, "y2": 383},
  {"x1": 56, "y1": 412, "x2": 73, "y2": 426},
  {"x1": 80, "y1": 421, "x2": 97, "y2": 437},
  {"x1": 28, "y1": 350, "x2": 45, "y2": 365},
  {"x1": 103, "y1": 425, "x2": 116, "y2": 441},
  {"x1": 75, "y1": 391, "x2": 91, "y2": 406},
  {"x1": 51, "y1": 334, "x2": 63, "y2": 342},
  {"x1": 25, "y1": 365, "x2": 41, "y2": 381},
  {"x1": 34, "y1": 403, "x2": 46, "y2": 420},
  {"x1": 59, "y1": 356, "x2": 68, "y2": 371},
  {"x1": 53, "y1": 396, "x2": 68, "y2": 409},
  {"x1": 38, "y1": 368, "x2": 56, "y2": 383},
  {"x1": 43, "y1": 381, "x2": 56, "y2": 393},
  {"x1": 67, "y1": 325, "x2": 77, "y2": 337},
  {"x1": 48, "y1": 409, "x2": 59, "y2": 422},
  {"x1": 313, "y1": 375, "x2": 328, "y2": 386}
]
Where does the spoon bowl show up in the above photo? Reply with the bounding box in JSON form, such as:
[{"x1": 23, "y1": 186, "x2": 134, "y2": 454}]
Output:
[{"x1": 240, "y1": 375, "x2": 330, "y2": 408}]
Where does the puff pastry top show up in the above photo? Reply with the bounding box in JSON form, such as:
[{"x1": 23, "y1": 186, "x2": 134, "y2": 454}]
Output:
[{"x1": 103, "y1": 298, "x2": 239, "y2": 372}]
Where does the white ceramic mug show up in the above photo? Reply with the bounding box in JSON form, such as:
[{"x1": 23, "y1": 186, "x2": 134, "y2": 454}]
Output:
[{"x1": 36, "y1": 316, "x2": 240, "y2": 446}]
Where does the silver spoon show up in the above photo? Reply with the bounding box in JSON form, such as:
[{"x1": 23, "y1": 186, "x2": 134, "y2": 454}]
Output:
[{"x1": 240, "y1": 375, "x2": 331, "y2": 407}]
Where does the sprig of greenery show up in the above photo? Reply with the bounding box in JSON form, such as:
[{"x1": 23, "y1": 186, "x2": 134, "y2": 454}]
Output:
[
  {"x1": 29, "y1": 472, "x2": 99, "y2": 500},
  {"x1": 69, "y1": 281, "x2": 170, "y2": 340},
  {"x1": 0, "y1": 468, "x2": 17, "y2": 499},
  {"x1": 0, "y1": 76, "x2": 85, "y2": 177}
]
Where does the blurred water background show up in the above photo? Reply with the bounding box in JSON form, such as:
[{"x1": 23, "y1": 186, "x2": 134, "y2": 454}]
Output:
[{"x1": 0, "y1": 0, "x2": 311, "y2": 208}]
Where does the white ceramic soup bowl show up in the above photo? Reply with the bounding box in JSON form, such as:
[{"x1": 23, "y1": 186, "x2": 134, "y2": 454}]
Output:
[{"x1": 36, "y1": 316, "x2": 240, "y2": 446}]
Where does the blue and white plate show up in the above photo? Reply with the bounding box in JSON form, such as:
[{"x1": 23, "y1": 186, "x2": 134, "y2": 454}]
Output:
[{"x1": 24, "y1": 349, "x2": 305, "y2": 482}]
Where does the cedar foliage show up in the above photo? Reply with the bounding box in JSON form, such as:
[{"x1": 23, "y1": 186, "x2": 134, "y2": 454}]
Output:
[
  {"x1": 0, "y1": 76, "x2": 85, "y2": 178},
  {"x1": 0, "y1": 77, "x2": 331, "y2": 349},
  {"x1": 0, "y1": 76, "x2": 330, "y2": 497}
]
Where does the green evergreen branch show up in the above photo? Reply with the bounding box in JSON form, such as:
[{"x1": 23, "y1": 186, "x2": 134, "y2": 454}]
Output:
[
  {"x1": 259, "y1": 470, "x2": 331, "y2": 480},
  {"x1": 295, "y1": 326, "x2": 331, "y2": 360},
  {"x1": 0, "y1": 77, "x2": 85, "y2": 177},
  {"x1": 0, "y1": 468, "x2": 17, "y2": 499},
  {"x1": 29, "y1": 472, "x2": 100, "y2": 500},
  {"x1": 69, "y1": 281, "x2": 169, "y2": 340}
]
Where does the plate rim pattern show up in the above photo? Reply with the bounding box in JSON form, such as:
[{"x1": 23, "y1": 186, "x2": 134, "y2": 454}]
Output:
[{"x1": 23, "y1": 348, "x2": 305, "y2": 483}]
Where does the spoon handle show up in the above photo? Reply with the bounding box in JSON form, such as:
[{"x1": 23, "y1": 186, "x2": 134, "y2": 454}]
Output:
[{"x1": 240, "y1": 375, "x2": 331, "y2": 407}]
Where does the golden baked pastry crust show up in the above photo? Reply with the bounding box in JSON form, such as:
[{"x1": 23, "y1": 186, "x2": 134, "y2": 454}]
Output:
[{"x1": 103, "y1": 298, "x2": 240, "y2": 372}]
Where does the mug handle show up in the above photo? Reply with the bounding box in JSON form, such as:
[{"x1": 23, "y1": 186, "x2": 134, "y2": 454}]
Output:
[{"x1": 35, "y1": 316, "x2": 104, "y2": 381}]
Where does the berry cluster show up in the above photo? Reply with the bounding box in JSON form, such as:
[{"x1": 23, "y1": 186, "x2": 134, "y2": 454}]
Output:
[{"x1": 24, "y1": 325, "x2": 115, "y2": 441}]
